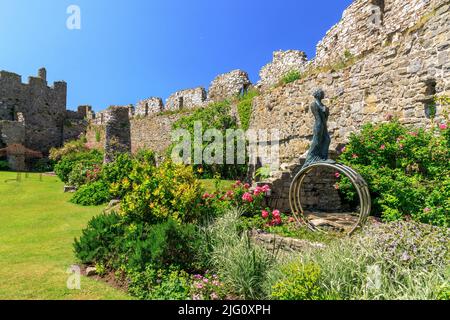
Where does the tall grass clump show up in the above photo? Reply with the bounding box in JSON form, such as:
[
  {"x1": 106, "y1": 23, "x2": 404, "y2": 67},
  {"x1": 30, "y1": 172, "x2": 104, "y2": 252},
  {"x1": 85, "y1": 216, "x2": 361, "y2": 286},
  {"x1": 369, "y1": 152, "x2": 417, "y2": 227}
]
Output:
[{"x1": 206, "y1": 208, "x2": 276, "y2": 299}]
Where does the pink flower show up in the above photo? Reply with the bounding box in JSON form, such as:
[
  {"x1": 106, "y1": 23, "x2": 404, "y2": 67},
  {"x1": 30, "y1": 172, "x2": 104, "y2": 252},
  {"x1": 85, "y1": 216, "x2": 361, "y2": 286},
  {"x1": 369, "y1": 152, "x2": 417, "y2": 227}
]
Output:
[
  {"x1": 335, "y1": 172, "x2": 341, "y2": 178},
  {"x1": 254, "y1": 187, "x2": 263, "y2": 196},
  {"x1": 203, "y1": 278, "x2": 209, "y2": 283},
  {"x1": 195, "y1": 283, "x2": 204, "y2": 289},
  {"x1": 262, "y1": 185, "x2": 271, "y2": 193},
  {"x1": 210, "y1": 293, "x2": 219, "y2": 300},
  {"x1": 244, "y1": 183, "x2": 251, "y2": 190},
  {"x1": 340, "y1": 146, "x2": 346, "y2": 153},
  {"x1": 288, "y1": 217, "x2": 296, "y2": 223},
  {"x1": 202, "y1": 193, "x2": 211, "y2": 200},
  {"x1": 352, "y1": 154, "x2": 359, "y2": 159},
  {"x1": 439, "y1": 123, "x2": 448, "y2": 130},
  {"x1": 193, "y1": 294, "x2": 202, "y2": 300},
  {"x1": 399, "y1": 144, "x2": 404, "y2": 150},
  {"x1": 424, "y1": 207, "x2": 431, "y2": 213},
  {"x1": 380, "y1": 144, "x2": 386, "y2": 150},
  {"x1": 385, "y1": 114, "x2": 394, "y2": 121},
  {"x1": 242, "y1": 192, "x2": 254, "y2": 203},
  {"x1": 272, "y1": 217, "x2": 282, "y2": 226},
  {"x1": 334, "y1": 183, "x2": 340, "y2": 190},
  {"x1": 272, "y1": 210, "x2": 281, "y2": 218},
  {"x1": 262, "y1": 210, "x2": 269, "y2": 219}
]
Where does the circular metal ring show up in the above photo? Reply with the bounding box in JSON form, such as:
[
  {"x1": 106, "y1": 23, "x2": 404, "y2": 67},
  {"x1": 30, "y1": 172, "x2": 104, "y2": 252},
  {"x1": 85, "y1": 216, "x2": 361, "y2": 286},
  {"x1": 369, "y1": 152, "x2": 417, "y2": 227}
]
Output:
[{"x1": 289, "y1": 162, "x2": 371, "y2": 236}]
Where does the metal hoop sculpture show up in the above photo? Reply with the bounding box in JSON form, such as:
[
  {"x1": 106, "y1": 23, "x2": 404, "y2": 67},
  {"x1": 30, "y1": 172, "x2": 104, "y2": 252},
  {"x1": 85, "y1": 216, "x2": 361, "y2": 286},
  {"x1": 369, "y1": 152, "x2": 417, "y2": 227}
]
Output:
[{"x1": 289, "y1": 162, "x2": 371, "y2": 236}]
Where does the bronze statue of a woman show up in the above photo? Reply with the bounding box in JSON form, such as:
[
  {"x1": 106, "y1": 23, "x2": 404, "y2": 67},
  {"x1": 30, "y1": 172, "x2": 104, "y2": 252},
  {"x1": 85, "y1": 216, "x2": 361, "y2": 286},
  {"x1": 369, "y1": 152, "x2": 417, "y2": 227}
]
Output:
[{"x1": 302, "y1": 89, "x2": 334, "y2": 169}]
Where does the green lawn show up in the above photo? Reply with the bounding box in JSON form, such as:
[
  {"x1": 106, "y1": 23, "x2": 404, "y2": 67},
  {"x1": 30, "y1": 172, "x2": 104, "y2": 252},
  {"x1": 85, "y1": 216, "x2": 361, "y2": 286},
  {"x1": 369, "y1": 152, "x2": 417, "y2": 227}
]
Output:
[{"x1": 0, "y1": 172, "x2": 131, "y2": 300}]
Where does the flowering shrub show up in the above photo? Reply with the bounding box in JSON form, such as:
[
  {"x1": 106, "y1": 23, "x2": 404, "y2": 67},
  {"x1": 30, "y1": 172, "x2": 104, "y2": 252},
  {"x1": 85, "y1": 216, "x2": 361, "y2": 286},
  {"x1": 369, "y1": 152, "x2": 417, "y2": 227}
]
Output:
[
  {"x1": 191, "y1": 273, "x2": 226, "y2": 300},
  {"x1": 202, "y1": 181, "x2": 275, "y2": 218},
  {"x1": 337, "y1": 120, "x2": 449, "y2": 227},
  {"x1": 54, "y1": 149, "x2": 103, "y2": 184},
  {"x1": 119, "y1": 160, "x2": 205, "y2": 224},
  {"x1": 68, "y1": 162, "x2": 102, "y2": 188}
]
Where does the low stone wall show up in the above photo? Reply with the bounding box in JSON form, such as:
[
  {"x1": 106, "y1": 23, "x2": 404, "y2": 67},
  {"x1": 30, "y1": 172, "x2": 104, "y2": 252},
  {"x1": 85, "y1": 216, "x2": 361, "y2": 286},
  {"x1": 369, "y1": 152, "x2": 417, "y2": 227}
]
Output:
[{"x1": 250, "y1": 229, "x2": 326, "y2": 253}]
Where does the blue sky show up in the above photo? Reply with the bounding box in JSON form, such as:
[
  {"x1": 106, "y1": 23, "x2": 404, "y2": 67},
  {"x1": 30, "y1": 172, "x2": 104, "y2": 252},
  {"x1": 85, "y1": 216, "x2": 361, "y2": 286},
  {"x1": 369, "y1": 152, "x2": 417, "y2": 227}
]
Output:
[{"x1": 0, "y1": 0, "x2": 352, "y2": 111}]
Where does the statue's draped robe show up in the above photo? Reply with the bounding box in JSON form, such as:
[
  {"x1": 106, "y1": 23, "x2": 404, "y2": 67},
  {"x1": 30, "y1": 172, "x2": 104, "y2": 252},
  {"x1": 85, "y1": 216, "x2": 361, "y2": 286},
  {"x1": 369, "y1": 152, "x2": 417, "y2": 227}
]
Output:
[{"x1": 302, "y1": 101, "x2": 331, "y2": 169}]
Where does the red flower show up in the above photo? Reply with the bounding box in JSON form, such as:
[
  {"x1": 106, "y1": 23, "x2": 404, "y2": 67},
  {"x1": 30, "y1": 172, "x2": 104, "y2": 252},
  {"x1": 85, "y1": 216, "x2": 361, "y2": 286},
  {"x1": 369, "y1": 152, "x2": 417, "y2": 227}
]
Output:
[
  {"x1": 439, "y1": 123, "x2": 448, "y2": 130},
  {"x1": 244, "y1": 183, "x2": 251, "y2": 190},
  {"x1": 334, "y1": 172, "x2": 340, "y2": 178},
  {"x1": 261, "y1": 185, "x2": 271, "y2": 193},
  {"x1": 242, "y1": 192, "x2": 254, "y2": 203},
  {"x1": 272, "y1": 210, "x2": 281, "y2": 218},
  {"x1": 380, "y1": 144, "x2": 386, "y2": 150},
  {"x1": 261, "y1": 210, "x2": 269, "y2": 219}
]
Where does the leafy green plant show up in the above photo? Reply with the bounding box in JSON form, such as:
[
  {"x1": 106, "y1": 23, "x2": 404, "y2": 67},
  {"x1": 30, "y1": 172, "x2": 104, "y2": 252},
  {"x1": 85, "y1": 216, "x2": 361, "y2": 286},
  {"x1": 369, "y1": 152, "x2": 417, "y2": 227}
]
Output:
[
  {"x1": 237, "y1": 89, "x2": 259, "y2": 131},
  {"x1": 127, "y1": 266, "x2": 191, "y2": 300},
  {"x1": 280, "y1": 70, "x2": 302, "y2": 86},
  {"x1": 74, "y1": 212, "x2": 125, "y2": 265},
  {"x1": 54, "y1": 149, "x2": 103, "y2": 184},
  {"x1": 70, "y1": 180, "x2": 111, "y2": 206},
  {"x1": 171, "y1": 100, "x2": 247, "y2": 180},
  {"x1": 0, "y1": 160, "x2": 9, "y2": 171},
  {"x1": 337, "y1": 120, "x2": 449, "y2": 227},
  {"x1": 271, "y1": 263, "x2": 328, "y2": 300},
  {"x1": 118, "y1": 160, "x2": 205, "y2": 224},
  {"x1": 255, "y1": 165, "x2": 272, "y2": 180}
]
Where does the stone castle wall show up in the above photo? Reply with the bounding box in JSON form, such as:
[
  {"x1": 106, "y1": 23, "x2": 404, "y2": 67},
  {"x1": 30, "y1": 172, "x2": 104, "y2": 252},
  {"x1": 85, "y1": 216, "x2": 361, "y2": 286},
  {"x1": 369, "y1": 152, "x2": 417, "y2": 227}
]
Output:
[
  {"x1": 208, "y1": 70, "x2": 252, "y2": 102},
  {"x1": 251, "y1": 0, "x2": 449, "y2": 163},
  {"x1": 165, "y1": 87, "x2": 207, "y2": 111},
  {"x1": 314, "y1": 0, "x2": 437, "y2": 66},
  {"x1": 258, "y1": 50, "x2": 309, "y2": 89},
  {"x1": 0, "y1": 69, "x2": 67, "y2": 154}
]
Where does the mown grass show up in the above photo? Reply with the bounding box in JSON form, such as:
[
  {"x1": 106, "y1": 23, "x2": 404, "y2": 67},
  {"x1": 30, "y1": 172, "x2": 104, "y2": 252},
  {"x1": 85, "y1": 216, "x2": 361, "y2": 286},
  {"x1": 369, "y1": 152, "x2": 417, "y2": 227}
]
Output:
[{"x1": 0, "y1": 172, "x2": 131, "y2": 300}]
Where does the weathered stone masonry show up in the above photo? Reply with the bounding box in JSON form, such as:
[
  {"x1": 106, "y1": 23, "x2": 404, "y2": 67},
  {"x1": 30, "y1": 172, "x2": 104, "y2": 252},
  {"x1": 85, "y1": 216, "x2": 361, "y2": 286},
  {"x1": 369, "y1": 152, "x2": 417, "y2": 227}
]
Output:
[
  {"x1": 0, "y1": 68, "x2": 89, "y2": 156},
  {"x1": 251, "y1": 0, "x2": 450, "y2": 212}
]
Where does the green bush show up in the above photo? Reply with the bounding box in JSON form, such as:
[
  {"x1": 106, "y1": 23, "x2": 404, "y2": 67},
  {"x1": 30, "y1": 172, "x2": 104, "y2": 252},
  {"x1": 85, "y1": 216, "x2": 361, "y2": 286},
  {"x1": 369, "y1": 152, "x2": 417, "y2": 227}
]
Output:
[
  {"x1": 54, "y1": 149, "x2": 103, "y2": 184},
  {"x1": 127, "y1": 266, "x2": 191, "y2": 300},
  {"x1": 171, "y1": 100, "x2": 247, "y2": 180},
  {"x1": 75, "y1": 215, "x2": 204, "y2": 272},
  {"x1": 338, "y1": 120, "x2": 450, "y2": 227},
  {"x1": 49, "y1": 139, "x2": 88, "y2": 162},
  {"x1": 119, "y1": 219, "x2": 204, "y2": 272},
  {"x1": 0, "y1": 160, "x2": 9, "y2": 171},
  {"x1": 70, "y1": 181, "x2": 111, "y2": 206},
  {"x1": 119, "y1": 160, "x2": 206, "y2": 224},
  {"x1": 74, "y1": 212, "x2": 125, "y2": 265},
  {"x1": 237, "y1": 90, "x2": 259, "y2": 131},
  {"x1": 271, "y1": 263, "x2": 328, "y2": 300}
]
